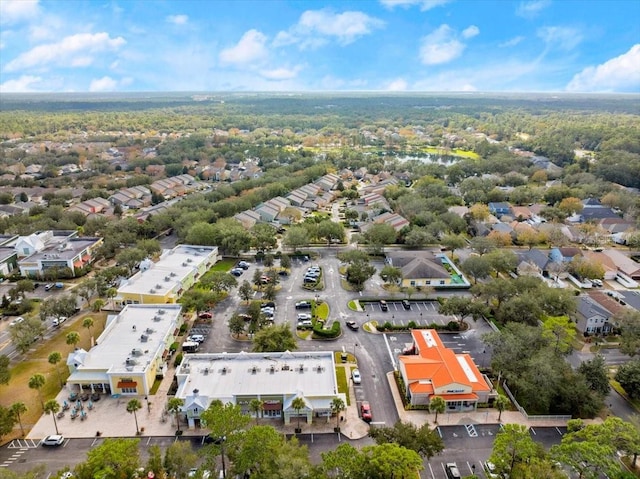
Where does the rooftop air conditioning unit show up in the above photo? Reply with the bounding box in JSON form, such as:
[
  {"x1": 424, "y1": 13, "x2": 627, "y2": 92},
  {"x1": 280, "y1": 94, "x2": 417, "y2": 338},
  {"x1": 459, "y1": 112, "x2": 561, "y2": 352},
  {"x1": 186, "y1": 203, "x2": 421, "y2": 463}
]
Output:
[
  {"x1": 153, "y1": 315, "x2": 160, "y2": 321},
  {"x1": 282, "y1": 364, "x2": 290, "y2": 371},
  {"x1": 131, "y1": 348, "x2": 143, "y2": 356},
  {"x1": 170, "y1": 272, "x2": 176, "y2": 277},
  {"x1": 299, "y1": 364, "x2": 304, "y2": 373},
  {"x1": 251, "y1": 366, "x2": 257, "y2": 374},
  {"x1": 157, "y1": 309, "x2": 165, "y2": 315},
  {"x1": 165, "y1": 276, "x2": 171, "y2": 282},
  {"x1": 140, "y1": 334, "x2": 148, "y2": 342},
  {"x1": 155, "y1": 284, "x2": 161, "y2": 289},
  {"x1": 187, "y1": 258, "x2": 193, "y2": 263},
  {"x1": 149, "y1": 288, "x2": 156, "y2": 293},
  {"x1": 221, "y1": 367, "x2": 228, "y2": 374},
  {"x1": 145, "y1": 328, "x2": 154, "y2": 334},
  {"x1": 182, "y1": 262, "x2": 188, "y2": 267},
  {"x1": 204, "y1": 368, "x2": 209, "y2": 375},
  {"x1": 270, "y1": 365, "x2": 275, "y2": 374}
]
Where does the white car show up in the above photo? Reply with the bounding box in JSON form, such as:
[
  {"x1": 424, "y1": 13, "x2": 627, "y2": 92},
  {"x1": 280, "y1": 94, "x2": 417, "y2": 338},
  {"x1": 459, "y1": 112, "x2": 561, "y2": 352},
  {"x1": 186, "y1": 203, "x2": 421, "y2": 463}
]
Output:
[
  {"x1": 297, "y1": 313, "x2": 312, "y2": 320},
  {"x1": 188, "y1": 335, "x2": 205, "y2": 343},
  {"x1": 188, "y1": 468, "x2": 211, "y2": 479},
  {"x1": 41, "y1": 434, "x2": 65, "y2": 446},
  {"x1": 484, "y1": 461, "x2": 499, "y2": 478},
  {"x1": 53, "y1": 316, "x2": 68, "y2": 327},
  {"x1": 351, "y1": 369, "x2": 362, "y2": 384},
  {"x1": 10, "y1": 316, "x2": 25, "y2": 327}
]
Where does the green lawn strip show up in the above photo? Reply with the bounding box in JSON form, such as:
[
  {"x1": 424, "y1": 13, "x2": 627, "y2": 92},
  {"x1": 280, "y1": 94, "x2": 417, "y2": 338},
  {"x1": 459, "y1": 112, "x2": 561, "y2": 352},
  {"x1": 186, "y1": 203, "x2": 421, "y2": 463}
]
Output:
[
  {"x1": 347, "y1": 300, "x2": 360, "y2": 311},
  {"x1": 209, "y1": 259, "x2": 237, "y2": 272},
  {"x1": 315, "y1": 302, "x2": 329, "y2": 320}
]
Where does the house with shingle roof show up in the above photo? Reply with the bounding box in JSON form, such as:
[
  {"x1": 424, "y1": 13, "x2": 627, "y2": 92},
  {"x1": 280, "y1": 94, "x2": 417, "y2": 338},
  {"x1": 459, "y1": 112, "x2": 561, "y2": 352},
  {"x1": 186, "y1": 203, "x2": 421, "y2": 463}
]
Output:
[
  {"x1": 398, "y1": 329, "x2": 493, "y2": 409},
  {"x1": 575, "y1": 293, "x2": 623, "y2": 335},
  {"x1": 233, "y1": 210, "x2": 261, "y2": 229},
  {"x1": 516, "y1": 249, "x2": 550, "y2": 277},
  {"x1": 387, "y1": 251, "x2": 459, "y2": 288}
]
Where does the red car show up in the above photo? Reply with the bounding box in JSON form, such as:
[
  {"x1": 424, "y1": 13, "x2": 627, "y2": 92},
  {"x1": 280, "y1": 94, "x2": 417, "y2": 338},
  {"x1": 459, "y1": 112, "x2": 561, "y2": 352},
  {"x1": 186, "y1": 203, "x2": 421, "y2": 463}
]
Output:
[
  {"x1": 360, "y1": 401, "x2": 372, "y2": 422},
  {"x1": 198, "y1": 312, "x2": 213, "y2": 319}
]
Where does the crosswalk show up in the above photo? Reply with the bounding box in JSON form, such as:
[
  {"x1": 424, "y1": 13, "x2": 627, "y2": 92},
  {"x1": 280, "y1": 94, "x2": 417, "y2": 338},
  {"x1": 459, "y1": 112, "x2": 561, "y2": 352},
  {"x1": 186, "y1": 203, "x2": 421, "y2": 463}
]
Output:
[{"x1": 2, "y1": 439, "x2": 39, "y2": 468}]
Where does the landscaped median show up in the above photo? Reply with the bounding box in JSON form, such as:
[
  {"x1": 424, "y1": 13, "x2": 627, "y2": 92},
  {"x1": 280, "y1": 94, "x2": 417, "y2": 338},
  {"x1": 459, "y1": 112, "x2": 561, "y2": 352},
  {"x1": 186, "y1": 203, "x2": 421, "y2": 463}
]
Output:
[{"x1": 295, "y1": 299, "x2": 341, "y2": 339}]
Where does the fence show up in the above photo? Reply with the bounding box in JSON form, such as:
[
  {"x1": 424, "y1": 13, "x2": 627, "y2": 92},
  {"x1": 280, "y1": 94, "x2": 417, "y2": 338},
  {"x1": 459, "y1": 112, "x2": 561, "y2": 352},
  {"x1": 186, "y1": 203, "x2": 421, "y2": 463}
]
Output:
[{"x1": 502, "y1": 381, "x2": 572, "y2": 422}]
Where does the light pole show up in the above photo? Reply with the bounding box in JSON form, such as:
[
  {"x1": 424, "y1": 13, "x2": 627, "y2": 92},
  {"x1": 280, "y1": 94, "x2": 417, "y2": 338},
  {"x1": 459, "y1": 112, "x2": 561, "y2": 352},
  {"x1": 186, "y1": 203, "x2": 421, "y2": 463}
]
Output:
[
  {"x1": 145, "y1": 395, "x2": 150, "y2": 413},
  {"x1": 353, "y1": 343, "x2": 358, "y2": 359}
]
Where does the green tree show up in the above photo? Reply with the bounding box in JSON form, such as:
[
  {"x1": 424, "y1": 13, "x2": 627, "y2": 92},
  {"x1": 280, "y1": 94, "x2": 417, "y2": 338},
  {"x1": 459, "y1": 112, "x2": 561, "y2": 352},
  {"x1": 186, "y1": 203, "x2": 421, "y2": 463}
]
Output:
[
  {"x1": 363, "y1": 223, "x2": 396, "y2": 254},
  {"x1": 346, "y1": 260, "x2": 376, "y2": 292},
  {"x1": 615, "y1": 359, "x2": 640, "y2": 399},
  {"x1": 66, "y1": 331, "x2": 81, "y2": 348},
  {"x1": 116, "y1": 248, "x2": 147, "y2": 276},
  {"x1": 127, "y1": 398, "x2": 143, "y2": 435},
  {"x1": 82, "y1": 316, "x2": 94, "y2": 337},
  {"x1": 361, "y1": 442, "x2": 424, "y2": 479},
  {"x1": 28, "y1": 373, "x2": 46, "y2": 410},
  {"x1": 0, "y1": 405, "x2": 17, "y2": 442},
  {"x1": 74, "y1": 438, "x2": 141, "y2": 479},
  {"x1": 616, "y1": 309, "x2": 640, "y2": 357},
  {"x1": 469, "y1": 236, "x2": 496, "y2": 255},
  {"x1": 368, "y1": 420, "x2": 444, "y2": 460},
  {"x1": 330, "y1": 397, "x2": 346, "y2": 431},
  {"x1": 490, "y1": 424, "x2": 541, "y2": 476},
  {"x1": 10, "y1": 402, "x2": 27, "y2": 437},
  {"x1": 0, "y1": 354, "x2": 10, "y2": 385},
  {"x1": 291, "y1": 396, "x2": 306, "y2": 432},
  {"x1": 321, "y1": 443, "x2": 368, "y2": 479},
  {"x1": 202, "y1": 271, "x2": 238, "y2": 294},
  {"x1": 238, "y1": 280, "x2": 253, "y2": 303},
  {"x1": 251, "y1": 223, "x2": 278, "y2": 251},
  {"x1": 317, "y1": 219, "x2": 345, "y2": 245},
  {"x1": 283, "y1": 226, "x2": 310, "y2": 252},
  {"x1": 163, "y1": 440, "x2": 198, "y2": 479},
  {"x1": 77, "y1": 279, "x2": 96, "y2": 308},
  {"x1": 43, "y1": 399, "x2": 61, "y2": 435},
  {"x1": 228, "y1": 313, "x2": 246, "y2": 338},
  {"x1": 249, "y1": 398, "x2": 264, "y2": 425},
  {"x1": 461, "y1": 255, "x2": 492, "y2": 284},
  {"x1": 379, "y1": 265, "x2": 402, "y2": 285},
  {"x1": 280, "y1": 254, "x2": 291, "y2": 270},
  {"x1": 577, "y1": 355, "x2": 610, "y2": 398},
  {"x1": 200, "y1": 400, "x2": 251, "y2": 479},
  {"x1": 48, "y1": 351, "x2": 64, "y2": 387},
  {"x1": 252, "y1": 324, "x2": 297, "y2": 352},
  {"x1": 429, "y1": 396, "x2": 446, "y2": 424},
  {"x1": 10, "y1": 316, "x2": 46, "y2": 353},
  {"x1": 145, "y1": 444, "x2": 165, "y2": 479},
  {"x1": 439, "y1": 296, "x2": 488, "y2": 325},
  {"x1": 167, "y1": 397, "x2": 184, "y2": 432},
  {"x1": 495, "y1": 394, "x2": 510, "y2": 422}
]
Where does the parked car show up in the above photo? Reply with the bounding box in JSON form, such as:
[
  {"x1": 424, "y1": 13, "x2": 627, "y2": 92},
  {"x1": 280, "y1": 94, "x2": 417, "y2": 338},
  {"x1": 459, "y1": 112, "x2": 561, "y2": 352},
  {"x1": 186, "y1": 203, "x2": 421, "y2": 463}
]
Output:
[
  {"x1": 351, "y1": 369, "x2": 361, "y2": 384},
  {"x1": 345, "y1": 321, "x2": 359, "y2": 331},
  {"x1": 188, "y1": 334, "x2": 205, "y2": 343},
  {"x1": 380, "y1": 300, "x2": 388, "y2": 311},
  {"x1": 198, "y1": 312, "x2": 213, "y2": 319},
  {"x1": 303, "y1": 276, "x2": 318, "y2": 283},
  {"x1": 297, "y1": 320, "x2": 313, "y2": 329},
  {"x1": 230, "y1": 268, "x2": 243, "y2": 277},
  {"x1": 41, "y1": 434, "x2": 65, "y2": 447},
  {"x1": 297, "y1": 313, "x2": 312, "y2": 320},
  {"x1": 360, "y1": 401, "x2": 372, "y2": 422},
  {"x1": 340, "y1": 352, "x2": 348, "y2": 363},
  {"x1": 295, "y1": 301, "x2": 312, "y2": 309},
  {"x1": 402, "y1": 299, "x2": 411, "y2": 310},
  {"x1": 483, "y1": 461, "x2": 500, "y2": 478},
  {"x1": 237, "y1": 261, "x2": 250, "y2": 270},
  {"x1": 52, "y1": 316, "x2": 68, "y2": 327},
  {"x1": 445, "y1": 463, "x2": 461, "y2": 479},
  {"x1": 44, "y1": 283, "x2": 54, "y2": 291},
  {"x1": 54, "y1": 282, "x2": 64, "y2": 289},
  {"x1": 10, "y1": 316, "x2": 25, "y2": 327}
]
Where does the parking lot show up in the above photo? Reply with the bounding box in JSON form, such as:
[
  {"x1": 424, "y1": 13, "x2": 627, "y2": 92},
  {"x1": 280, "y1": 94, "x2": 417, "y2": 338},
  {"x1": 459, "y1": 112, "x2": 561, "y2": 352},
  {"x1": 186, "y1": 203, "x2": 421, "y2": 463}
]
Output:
[{"x1": 361, "y1": 299, "x2": 457, "y2": 327}]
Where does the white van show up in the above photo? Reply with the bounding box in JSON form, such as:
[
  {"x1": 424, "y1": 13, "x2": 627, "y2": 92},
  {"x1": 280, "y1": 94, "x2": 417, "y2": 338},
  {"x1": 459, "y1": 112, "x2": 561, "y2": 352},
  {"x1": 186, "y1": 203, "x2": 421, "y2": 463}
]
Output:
[{"x1": 182, "y1": 341, "x2": 199, "y2": 353}]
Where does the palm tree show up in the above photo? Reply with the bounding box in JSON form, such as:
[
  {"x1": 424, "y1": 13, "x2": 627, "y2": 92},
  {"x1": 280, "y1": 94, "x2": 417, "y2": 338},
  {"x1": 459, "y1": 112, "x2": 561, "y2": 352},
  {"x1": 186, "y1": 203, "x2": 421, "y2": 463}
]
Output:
[
  {"x1": 44, "y1": 399, "x2": 61, "y2": 435},
  {"x1": 106, "y1": 287, "x2": 117, "y2": 309},
  {"x1": 330, "y1": 397, "x2": 346, "y2": 431},
  {"x1": 82, "y1": 317, "x2": 94, "y2": 337},
  {"x1": 291, "y1": 396, "x2": 306, "y2": 433},
  {"x1": 65, "y1": 331, "x2": 80, "y2": 349},
  {"x1": 10, "y1": 402, "x2": 27, "y2": 436},
  {"x1": 127, "y1": 398, "x2": 143, "y2": 435},
  {"x1": 167, "y1": 397, "x2": 184, "y2": 432},
  {"x1": 249, "y1": 399, "x2": 264, "y2": 425},
  {"x1": 48, "y1": 351, "x2": 63, "y2": 387},
  {"x1": 28, "y1": 374, "x2": 46, "y2": 410},
  {"x1": 429, "y1": 396, "x2": 446, "y2": 424},
  {"x1": 495, "y1": 394, "x2": 510, "y2": 422}
]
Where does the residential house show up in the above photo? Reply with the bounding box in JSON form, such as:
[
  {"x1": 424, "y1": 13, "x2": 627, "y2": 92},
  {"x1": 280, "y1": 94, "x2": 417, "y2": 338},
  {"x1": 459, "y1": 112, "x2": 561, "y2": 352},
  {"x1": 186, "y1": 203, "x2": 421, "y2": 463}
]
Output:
[
  {"x1": 579, "y1": 198, "x2": 619, "y2": 222},
  {"x1": 233, "y1": 210, "x2": 261, "y2": 229},
  {"x1": 575, "y1": 293, "x2": 623, "y2": 335},
  {"x1": 549, "y1": 247, "x2": 582, "y2": 264},
  {"x1": 488, "y1": 202, "x2": 511, "y2": 218},
  {"x1": 516, "y1": 249, "x2": 550, "y2": 277},
  {"x1": 601, "y1": 250, "x2": 640, "y2": 280},
  {"x1": 398, "y1": 329, "x2": 493, "y2": 409},
  {"x1": 386, "y1": 251, "x2": 467, "y2": 288}
]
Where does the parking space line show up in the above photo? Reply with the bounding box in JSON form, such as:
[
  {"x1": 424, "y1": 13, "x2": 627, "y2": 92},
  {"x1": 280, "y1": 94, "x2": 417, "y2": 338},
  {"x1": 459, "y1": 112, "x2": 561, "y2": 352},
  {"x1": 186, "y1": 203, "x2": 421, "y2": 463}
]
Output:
[
  {"x1": 382, "y1": 334, "x2": 397, "y2": 370},
  {"x1": 555, "y1": 427, "x2": 563, "y2": 435},
  {"x1": 530, "y1": 427, "x2": 536, "y2": 435}
]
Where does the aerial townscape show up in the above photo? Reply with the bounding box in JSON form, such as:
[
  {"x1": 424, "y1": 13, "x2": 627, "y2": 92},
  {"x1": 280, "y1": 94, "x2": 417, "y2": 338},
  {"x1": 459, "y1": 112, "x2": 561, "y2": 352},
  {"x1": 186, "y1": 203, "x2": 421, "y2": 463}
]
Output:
[{"x1": 1, "y1": 1, "x2": 640, "y2": 479}]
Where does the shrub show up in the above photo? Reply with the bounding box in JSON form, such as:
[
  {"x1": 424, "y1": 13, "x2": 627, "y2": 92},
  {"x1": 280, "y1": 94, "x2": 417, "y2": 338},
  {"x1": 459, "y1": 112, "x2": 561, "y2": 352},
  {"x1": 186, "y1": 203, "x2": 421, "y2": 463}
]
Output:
[
  {"x1": 313, "y1": 321, "x2": 340, "y2": 339},
  {"x1": 179, "y1": 323, "x2": 188, "y2": 335},
  {"x1": 407, "y1": 321, "x2": 417, "y2": 329},
  {"x1": 169, "y1": 342, "x2": 179, "y2": 352},
  {"x1": 174, "y1": 353, "x2": 183, "y2": 367},
  {"x1": 446, "y1": 321, "x2": 460, "y2": 331}
]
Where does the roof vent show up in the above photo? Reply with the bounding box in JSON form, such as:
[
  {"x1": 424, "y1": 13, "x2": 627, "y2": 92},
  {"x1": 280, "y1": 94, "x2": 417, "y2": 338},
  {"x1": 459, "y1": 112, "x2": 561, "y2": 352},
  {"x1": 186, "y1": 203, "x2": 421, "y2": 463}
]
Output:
[
  {"x1": 270, "y1": 365, "x2": 275, "y2": 374},
  {"x1": 204, "y1": 367, "x2": 209, "y2": 375},
  {"x1": 251, "y1": 366, "x2": 258, "y2": 374},
  {"x1": 157, "y1": 309, "x2": 165, "y2": 315},
  {"x1": 149, "y1": 288, "x2": 156, "y2": 293},
  {"x1": 316, "y1": 364, "x2": 324, "y2": 373},
  {"x1": 298, "y1": 364, "x2": 305, "y2": 373},
  {"x1": 221, "y1": 367, "x2": 228, "y2": 374},
  {"x1": 282, "y1": 364, "x2": 290, "y2": 371}
]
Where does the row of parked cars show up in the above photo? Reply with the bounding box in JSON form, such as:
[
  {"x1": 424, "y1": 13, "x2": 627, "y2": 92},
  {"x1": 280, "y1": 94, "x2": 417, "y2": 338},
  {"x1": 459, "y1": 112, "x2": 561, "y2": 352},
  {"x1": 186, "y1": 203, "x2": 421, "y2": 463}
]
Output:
[
  {"x1": 230, "y1": 260, "x2": 250, "y2": 277},
  {"x1": 303, "y1": 266, "x2": 321, "y2": 284}
]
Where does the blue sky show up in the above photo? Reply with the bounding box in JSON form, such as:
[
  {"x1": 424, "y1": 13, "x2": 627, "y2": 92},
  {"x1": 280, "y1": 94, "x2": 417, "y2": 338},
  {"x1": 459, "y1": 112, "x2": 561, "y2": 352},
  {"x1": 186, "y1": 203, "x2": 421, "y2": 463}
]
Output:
[{"x1": 1, "y1": 0, "x2": 639, "y2": 93}]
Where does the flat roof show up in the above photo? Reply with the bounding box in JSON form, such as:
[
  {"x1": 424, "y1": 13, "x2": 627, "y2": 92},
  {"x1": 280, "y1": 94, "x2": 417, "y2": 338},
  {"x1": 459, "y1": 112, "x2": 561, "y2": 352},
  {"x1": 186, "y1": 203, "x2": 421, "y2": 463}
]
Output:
[
  {"x1": 176, "y1": 351, "x2": 338, "y2": 399},
  {"x1": 27, "y1": 238, "x2": 101, "y2": 262},
  {"x1": 117, "y1": 245, "x2": 217, "y2": 297},
  {"x1": 69, "y1": 304, "x2": 181, "y2": 376}
]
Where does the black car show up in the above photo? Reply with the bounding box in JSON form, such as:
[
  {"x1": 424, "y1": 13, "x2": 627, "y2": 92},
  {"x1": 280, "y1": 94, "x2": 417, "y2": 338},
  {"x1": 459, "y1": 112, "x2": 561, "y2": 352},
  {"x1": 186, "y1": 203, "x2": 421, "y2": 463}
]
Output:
[
  {"x1": 345, "y1": 321, "x2": 359, "y2": 331},
  {"x1": 295, "y1": 301, "x2": 311, "y2": 309},
  {"x1": 402, "y1": 299, "x2": 411, "y2": 310},
  {"x1": 380, "y1": 300, "x2": 388, "y2": 311}
]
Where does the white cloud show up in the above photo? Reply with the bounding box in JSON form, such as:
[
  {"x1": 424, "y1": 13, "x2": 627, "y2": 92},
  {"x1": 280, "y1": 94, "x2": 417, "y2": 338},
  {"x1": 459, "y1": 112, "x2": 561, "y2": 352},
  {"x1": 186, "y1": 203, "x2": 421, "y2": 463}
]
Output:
[
  {"x1": 166, "y1": 14, "x2": 188, "y2": 25},
  {"x1": 499, "y1": 36, "x2": 525, "y2": 47},
  {"x1": 567, "y1": 44, "x2": 640, "y2": 92},
  {"x1": 219, "y1": 29, "x2": 268, "y2": 65},
  {"x1": 420, "y1": 24, "x2": 472, "y2": 65},
  {"x1": 462, "y1": 25, "x2": 479, "y2": 39},
  {"x1": 380, "y1": 0, "x2": 451, "y2": 11},
  {"x1": 537, "y1": 26, "x2": 582, "y2": 51},
  {"x1": 516, "y1": 0, "x2": 551, "y2": 18},
  {"x1": 386, "y1": 78, "x2": 408, "y2": 91},
  {"x1": 0, "y1": 0, "x2": 40, "y2": 25},
  {"x1": 5, "y1": 32, "x2": 126, "y2": 72},
  {"x1": 0, "y1": 74, "x2": 42, "y2": 92},
  {"x1": 274, "y1": 9, "x2": 384, "y2": 49},
  {"x1": 260, "y1": 65, "x2": 303, "y2": 81},
  {"x1": 89, "y1": 76, "x2": 118, "y2": 92}
]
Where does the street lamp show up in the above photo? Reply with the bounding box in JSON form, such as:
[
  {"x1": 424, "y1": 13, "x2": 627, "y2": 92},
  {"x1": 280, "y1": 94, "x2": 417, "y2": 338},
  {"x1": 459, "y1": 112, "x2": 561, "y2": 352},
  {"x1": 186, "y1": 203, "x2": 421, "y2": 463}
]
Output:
[
  {"x1": 353, "y1": 343, "x2": 358, "y2": 359},
  {"x1": 145, "y1": 395, "x2": 150, "y2": 412}
]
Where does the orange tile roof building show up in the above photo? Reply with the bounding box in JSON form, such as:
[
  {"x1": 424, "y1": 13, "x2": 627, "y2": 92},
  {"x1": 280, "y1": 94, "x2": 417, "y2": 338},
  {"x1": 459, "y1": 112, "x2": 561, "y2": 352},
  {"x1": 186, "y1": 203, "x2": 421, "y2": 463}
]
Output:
[{"x1": 398, "y1": 329, "x2": 494, "y2": 411}]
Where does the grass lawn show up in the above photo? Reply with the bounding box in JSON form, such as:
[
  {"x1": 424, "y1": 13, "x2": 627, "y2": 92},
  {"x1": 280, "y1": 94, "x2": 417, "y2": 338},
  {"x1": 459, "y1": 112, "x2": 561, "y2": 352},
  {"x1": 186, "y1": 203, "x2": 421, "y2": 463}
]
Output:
[
  {"x1": 611, "y1": 379, "x2": 640, "y2": 412},
  {"x1": 207, "y1": 259, "x2": 237, "y2": 273},
  {"x1": 347, "y1": 300, "x2": 360, "y2": 311},
  {"x1": 0, "y1": 311, "x2": 107, "y2": 443},
  {"x1": 315, "y1": 302, "x2": 329, "y2": 320}
]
